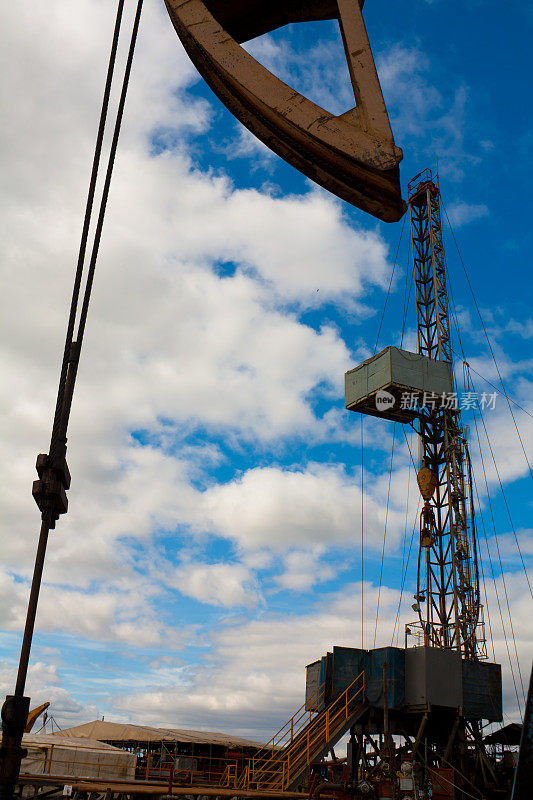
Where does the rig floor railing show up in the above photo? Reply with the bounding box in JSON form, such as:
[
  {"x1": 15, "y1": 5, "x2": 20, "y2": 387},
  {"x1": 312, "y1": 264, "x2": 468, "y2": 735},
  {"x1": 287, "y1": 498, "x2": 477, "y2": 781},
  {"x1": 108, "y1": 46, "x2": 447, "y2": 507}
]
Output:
[{"x1": 18, "y1": 772, "x2": 305, "y2": 800}]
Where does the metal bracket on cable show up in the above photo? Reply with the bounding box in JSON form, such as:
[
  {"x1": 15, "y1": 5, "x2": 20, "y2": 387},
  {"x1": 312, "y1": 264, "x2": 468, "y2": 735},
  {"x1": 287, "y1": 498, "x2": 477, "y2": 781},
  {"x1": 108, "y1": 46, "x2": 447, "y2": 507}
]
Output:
[
  {"x1": 31, "y1": 454, "x2": 71, "y2": 529},
  {"x1": 31, "y1": 341, "x2": 79, "y2": 528}
]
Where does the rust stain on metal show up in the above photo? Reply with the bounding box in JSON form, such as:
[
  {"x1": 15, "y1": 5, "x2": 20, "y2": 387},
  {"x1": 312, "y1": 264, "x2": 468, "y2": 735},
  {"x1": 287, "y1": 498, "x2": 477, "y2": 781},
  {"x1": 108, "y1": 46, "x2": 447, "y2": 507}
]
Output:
[{"x1": 164, "y1": 0, "x2": 406, "y2": 222}]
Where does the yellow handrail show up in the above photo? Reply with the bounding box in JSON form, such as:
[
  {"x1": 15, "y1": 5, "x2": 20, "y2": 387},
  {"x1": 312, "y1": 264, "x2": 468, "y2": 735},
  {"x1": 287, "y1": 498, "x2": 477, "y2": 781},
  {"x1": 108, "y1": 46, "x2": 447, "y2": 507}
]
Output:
[
  {"x1": 253, "y1": 678, "x2": 326, "y2": 761},
  {"x1": 219, "y1": 763, "x2": 238, "y2": 787},
  {"x1": 241, "y1": 670, "x2": 365, "y2": 791}
]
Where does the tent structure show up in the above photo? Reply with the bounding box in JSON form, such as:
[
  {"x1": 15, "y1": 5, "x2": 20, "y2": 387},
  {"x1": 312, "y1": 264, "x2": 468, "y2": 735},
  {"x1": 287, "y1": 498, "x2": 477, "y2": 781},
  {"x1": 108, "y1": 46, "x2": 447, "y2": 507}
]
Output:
[
  {"x1": 484, "y1": 724, "x2": 523, "y2": 747},
  {"x1": 53, "y1": 721, "x2": 267, "y2": 783},
  {"x1": 21, "y1": 732, "x2": 137, "y2": 780},
  {"x1": 54, "y1": 720, "x2": 265, "y2": 750}
]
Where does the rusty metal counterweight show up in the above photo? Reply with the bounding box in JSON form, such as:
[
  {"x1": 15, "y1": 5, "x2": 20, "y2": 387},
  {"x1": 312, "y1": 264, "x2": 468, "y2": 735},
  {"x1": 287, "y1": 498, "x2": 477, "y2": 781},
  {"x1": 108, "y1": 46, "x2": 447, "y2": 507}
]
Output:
[{"x1": 165, "y1": 0, "x2": 406, "y2": 222}]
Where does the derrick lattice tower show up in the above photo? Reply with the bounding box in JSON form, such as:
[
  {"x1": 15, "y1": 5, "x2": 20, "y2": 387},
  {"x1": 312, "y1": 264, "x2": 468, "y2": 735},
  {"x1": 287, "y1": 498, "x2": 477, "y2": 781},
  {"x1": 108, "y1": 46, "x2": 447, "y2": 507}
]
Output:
[{"x1": 407, "y1": 169, "x2": 485, "y2": 660}]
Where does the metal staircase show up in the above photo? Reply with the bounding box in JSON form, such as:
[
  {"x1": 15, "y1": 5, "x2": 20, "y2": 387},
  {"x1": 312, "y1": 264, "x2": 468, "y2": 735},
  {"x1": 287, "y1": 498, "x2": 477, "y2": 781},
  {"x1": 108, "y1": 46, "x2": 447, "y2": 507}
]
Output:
[{"x1": 228, "y1": 671, "x2": 366, "y2": 792}]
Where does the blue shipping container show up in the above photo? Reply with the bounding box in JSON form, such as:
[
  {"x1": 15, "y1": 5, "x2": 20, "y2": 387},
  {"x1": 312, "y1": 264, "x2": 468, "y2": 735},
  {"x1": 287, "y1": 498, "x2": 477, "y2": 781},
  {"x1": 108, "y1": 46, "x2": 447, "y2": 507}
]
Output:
[
  {"x1": 331, "y1": 647, "x2": 365, "y2": 701},
  {"x1": 462, "y1": 660, "x2": 502, "y2": 722},
  {"x1": 308, "y1": 646, "x2": 406, "y2": 712},
  {"x1": 365, "y1": 647, "x2": 405, "y2": 710}
]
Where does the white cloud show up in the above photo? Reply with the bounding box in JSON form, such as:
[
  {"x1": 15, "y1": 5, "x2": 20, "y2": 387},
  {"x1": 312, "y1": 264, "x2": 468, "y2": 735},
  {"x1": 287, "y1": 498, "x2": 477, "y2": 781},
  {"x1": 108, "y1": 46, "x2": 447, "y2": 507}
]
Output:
[
  {"x1": 479, "y1": 569, "x2": 533, "y2": 718},
  {"x1": 447, "y1": 201, "x2": 489, "y2": 227},
  {"x1": 377, "y1": 46, "x2": 440, "y2": 137},
  {"x1": 198, "y1": 462, "x2": 410, "y2": 553},
  {"x1": 0, "y1": 660, "x2": 98, "y2": 727},
  {"x1": 506, "y1": 318, "x2": 533, "y2": 339},
  {"x1": 377, "y1": 45, "x2": 480, "y2": 180},
  {"x1": 223, "y1": 126, "x2": 277, "y2": 169},
  {"x1": 463, "y1": 376, "x2": 533, "y2": 488},
  {"x1": 111, "y1": 583, "x2": 399, "y2": 738},
  {"x1": 244, "y1": 27, "x2": 354, "y2": 117},
  {"x1": 483, "y1": 530, "x2": 533, "y2": 560},
  {"x1": 0, "y1": 567, "x2": 182, "y2": 648},
  {"x1": 274, "y1": 548, "x2": 337, "y2": 591},
  {"x1": 170, "y1": 561, "x2": 262, "y2": 608}
]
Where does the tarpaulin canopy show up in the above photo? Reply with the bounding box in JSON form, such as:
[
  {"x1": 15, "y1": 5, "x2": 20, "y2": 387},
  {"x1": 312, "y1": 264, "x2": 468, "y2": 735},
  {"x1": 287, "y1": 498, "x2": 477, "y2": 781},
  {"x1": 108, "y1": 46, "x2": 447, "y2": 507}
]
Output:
[
  {"x1": 54, "y1": 720, "x2": 265, "y2": 750},
  {"x1": 21, "y1": 732, "x2": 137, "y2": 780},
  {"x1": 484, "y1": 723, "x2": 522, "y2": 746}
]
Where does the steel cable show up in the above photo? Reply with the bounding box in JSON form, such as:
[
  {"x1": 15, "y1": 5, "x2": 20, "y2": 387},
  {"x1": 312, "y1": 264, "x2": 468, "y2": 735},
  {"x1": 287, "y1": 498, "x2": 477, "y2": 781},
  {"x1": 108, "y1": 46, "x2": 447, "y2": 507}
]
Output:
[
  {"x1": 48, "y1": 0, "x2": 126, "y2": 461},
  {"x1": 474, "y1": 468, "x2": 521, "y2": 713},
  {"x1": 373, "y1": 214, "x2": 406, "y2": 354},
  {"x1": 442, "y1": 199, "x2": 533, "y2": 484},
  {"x1": 391, "y1": 493, "x2": 421, "y2": 647},
  {"x1": 373, "y1": 424, "x2": 396, "y2": 646},
  {"x1": 398, "y1": 447, "x2": 411, "y2": 610},
  {"x1": 457, "y1": 361, "x2": 533, "y2": 421},
  {"x1": 469, "y1": 372, "x2": 533, "y2": 601},
  {"x1": 399, "y1": 234, "x2": 413, "y2": 349},
  {"x1": 471, "y1": 469, "x2": 522, "y2": 713},
  {"x1": 360, "y1": 415, "x2": 364, "y2": 648},
  {"x1": 443, "y1": 205, "x2": 530, "y2": 677},
  {"x1": 76, "y1": 0, "x2": 144, "y2": 350},
  {"x1": 13, "y1": 0, "x2": 143, "y2": 705},
  {"x1": 470, "y1": 404, "x2": 526, "y2": 707},
  {"x1": 56, "y1": 0, "x2": 144, "y2": 447}
]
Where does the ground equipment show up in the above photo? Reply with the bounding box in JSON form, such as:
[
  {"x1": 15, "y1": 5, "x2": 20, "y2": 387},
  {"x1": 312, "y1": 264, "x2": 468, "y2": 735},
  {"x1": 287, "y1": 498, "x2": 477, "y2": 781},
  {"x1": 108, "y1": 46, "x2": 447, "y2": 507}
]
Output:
[
  {"x1": 164, "y1": 0, "x2": 405, "y2": 222},
  {"x1": 24, "y1": 703, "x2": 50, "y2": 734}
]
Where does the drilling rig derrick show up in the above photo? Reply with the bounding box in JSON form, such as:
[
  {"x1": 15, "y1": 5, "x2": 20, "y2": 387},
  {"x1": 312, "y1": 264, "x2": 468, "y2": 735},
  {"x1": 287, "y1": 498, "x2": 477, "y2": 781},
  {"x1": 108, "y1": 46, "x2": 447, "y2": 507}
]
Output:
[
  {"x1": 407, "y1": 170, "x2": 485, "y2": 662},
  {"x1": 333, "y1": 169, "x2": 507, "y2": 797}
]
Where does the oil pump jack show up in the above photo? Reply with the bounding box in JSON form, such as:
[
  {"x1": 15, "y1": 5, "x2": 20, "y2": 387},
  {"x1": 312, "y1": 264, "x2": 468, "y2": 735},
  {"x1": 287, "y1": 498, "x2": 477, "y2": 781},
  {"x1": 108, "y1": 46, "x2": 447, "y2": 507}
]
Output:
[
  {"x1": 2, "y1": 2, "x2": 405, "y2": 797},
  {"x1": 0, "y1": 0, "x2": 518, "y2": 797},
  {"x1": 164, "y1": 0, "x2": 405, "y2": 222}
]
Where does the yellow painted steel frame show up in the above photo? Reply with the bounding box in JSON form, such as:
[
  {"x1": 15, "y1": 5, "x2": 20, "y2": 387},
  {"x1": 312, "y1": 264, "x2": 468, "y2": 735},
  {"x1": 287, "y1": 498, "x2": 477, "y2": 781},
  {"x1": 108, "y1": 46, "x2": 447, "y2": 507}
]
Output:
[{"x1": 231, "y1": 671, "x2": 365, "y2": 791}]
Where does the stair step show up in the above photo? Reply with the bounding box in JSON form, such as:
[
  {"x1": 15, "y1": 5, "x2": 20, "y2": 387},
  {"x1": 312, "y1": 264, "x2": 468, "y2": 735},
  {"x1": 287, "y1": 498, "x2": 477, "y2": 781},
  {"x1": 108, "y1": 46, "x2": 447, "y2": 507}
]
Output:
[
  {"x1": 228, "y1": 673, "x2": 365, "y2": 792},
  {"x1": 250, "y1": 705, "x2": 366, "y2": 790}
]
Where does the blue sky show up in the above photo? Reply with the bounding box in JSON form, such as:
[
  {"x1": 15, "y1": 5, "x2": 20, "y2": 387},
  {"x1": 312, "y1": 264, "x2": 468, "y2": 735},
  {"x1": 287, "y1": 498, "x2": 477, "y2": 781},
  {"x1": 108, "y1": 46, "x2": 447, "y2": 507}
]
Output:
[{"x1": 1, "y1": 0, "x2": 532, "y2": 740}]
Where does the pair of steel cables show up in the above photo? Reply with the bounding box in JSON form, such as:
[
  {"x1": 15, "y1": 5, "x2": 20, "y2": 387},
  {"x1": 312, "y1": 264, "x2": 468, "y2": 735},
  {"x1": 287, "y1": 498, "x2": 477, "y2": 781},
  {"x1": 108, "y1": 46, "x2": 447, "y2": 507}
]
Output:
[{"x1": 10, "y1": 0, "x2": 143, "y2": 735}]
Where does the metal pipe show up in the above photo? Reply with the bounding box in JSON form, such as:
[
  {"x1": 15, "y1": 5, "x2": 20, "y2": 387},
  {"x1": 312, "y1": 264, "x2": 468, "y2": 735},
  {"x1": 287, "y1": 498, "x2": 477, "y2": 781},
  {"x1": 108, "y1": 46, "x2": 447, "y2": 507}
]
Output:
[
  {"x1": 0, "y1": 517, "x2": 51, "y2": 800},
  {"x1": 312, "y1": 781, "x2": 346, "y2": 800},
  {"x1": 411, "y1": 712, "x2": 428, "y2": 761},
  {"x1": 15, "y1": 519, "x2": 51, "y2": 697}
]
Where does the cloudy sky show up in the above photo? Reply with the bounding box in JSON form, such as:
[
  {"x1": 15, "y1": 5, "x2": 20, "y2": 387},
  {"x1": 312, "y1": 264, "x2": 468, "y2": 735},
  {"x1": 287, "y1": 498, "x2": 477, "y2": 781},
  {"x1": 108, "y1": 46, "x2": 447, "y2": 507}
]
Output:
[{"x1": 1, "y1": 0, "x2": 532, "y2": 740}]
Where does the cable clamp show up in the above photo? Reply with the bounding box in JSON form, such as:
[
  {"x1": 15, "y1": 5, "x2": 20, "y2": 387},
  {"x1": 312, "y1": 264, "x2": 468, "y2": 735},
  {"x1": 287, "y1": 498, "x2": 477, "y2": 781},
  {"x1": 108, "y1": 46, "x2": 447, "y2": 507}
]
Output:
[{"x1": 32, "y1": 453, "x2": 71, "y2": 528}]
